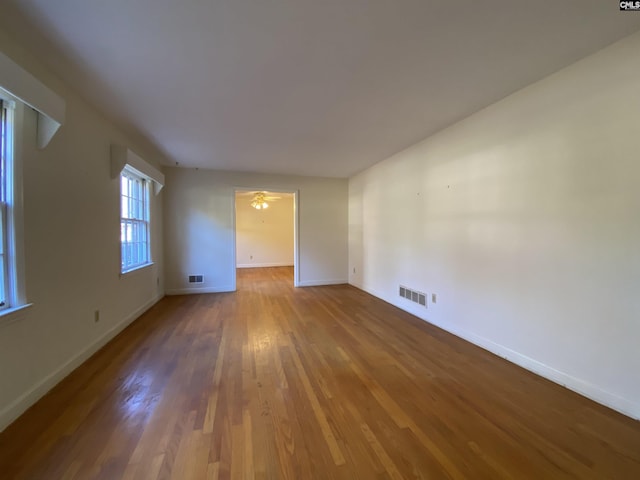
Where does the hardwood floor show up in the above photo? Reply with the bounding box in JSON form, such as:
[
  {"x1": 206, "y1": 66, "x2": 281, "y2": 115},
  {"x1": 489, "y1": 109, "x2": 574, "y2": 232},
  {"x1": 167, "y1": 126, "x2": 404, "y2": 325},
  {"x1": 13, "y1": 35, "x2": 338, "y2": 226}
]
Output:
[{"x1": 0, "y1": 267, "x2": 638, "y2": 479}]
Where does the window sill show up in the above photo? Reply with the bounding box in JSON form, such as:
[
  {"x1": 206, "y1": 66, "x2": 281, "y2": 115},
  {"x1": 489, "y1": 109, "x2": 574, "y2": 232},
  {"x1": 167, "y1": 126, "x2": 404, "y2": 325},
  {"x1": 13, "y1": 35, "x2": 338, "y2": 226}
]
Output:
[
  {"x1": 120, "y1": 262, "x2": 154, "y2": 278},
  {"x1": 0, "y1": 303, "x2": 33, "y2": 328}
]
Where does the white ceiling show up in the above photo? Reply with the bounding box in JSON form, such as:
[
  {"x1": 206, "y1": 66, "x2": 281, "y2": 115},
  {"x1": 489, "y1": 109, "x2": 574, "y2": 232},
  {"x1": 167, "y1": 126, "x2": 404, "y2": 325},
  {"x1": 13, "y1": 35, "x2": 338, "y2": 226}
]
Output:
[{"x1": 2, "y1": 1, "x2": 639, "y2": 178}]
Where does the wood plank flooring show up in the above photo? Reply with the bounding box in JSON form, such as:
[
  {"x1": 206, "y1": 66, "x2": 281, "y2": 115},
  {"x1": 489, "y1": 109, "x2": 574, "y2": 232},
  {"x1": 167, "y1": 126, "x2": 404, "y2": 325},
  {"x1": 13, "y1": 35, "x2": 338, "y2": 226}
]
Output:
[{"x1": 0, "y1": 267, "x2": 639, "y2": 479}]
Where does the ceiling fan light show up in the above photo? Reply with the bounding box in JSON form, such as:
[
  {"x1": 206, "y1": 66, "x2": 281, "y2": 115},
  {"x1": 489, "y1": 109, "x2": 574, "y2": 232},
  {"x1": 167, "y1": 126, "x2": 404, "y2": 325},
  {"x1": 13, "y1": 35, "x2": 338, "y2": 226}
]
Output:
[{"x1": 251, "y1": 192, "x2": 269, "y2": 210}]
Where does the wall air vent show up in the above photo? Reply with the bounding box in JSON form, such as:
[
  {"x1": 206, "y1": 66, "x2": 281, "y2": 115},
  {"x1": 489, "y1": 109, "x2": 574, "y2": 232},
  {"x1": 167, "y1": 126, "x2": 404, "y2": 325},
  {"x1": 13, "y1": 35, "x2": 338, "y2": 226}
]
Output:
[
  {"x1": 399, "y1": 285, "x2": 427, "y2": 308},
  {"x1": 188, "y1": 275, "x2": 204, "y2": 283}
]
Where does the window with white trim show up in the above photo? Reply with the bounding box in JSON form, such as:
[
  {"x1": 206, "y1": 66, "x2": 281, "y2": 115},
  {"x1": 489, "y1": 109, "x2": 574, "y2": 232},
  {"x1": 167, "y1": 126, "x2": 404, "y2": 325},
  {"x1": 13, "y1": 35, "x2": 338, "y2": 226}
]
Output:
[
  {"x1": 0, "y1": 94, "x2": 26, "y2": 313},
  {"x1": 120, "y1": 166, "x2": 151, "y2": 273},
  {"x1": 0, "y1": 99, "x2": 12, "y2": 309}
]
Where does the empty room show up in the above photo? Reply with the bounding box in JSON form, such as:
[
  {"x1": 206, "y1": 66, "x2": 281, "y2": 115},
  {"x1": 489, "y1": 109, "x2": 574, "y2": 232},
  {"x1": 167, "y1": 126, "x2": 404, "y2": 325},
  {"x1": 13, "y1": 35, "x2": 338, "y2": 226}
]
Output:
[{"x1": 1, "y1": 1, "x2": 639, "y2": 479}]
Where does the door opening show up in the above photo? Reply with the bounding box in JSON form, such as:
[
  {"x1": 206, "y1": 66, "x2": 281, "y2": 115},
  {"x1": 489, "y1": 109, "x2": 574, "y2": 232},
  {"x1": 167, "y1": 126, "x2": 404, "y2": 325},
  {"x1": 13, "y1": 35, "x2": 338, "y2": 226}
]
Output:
[{"x1": 233, "y1": 188, "x2": 299, "y2": 289}]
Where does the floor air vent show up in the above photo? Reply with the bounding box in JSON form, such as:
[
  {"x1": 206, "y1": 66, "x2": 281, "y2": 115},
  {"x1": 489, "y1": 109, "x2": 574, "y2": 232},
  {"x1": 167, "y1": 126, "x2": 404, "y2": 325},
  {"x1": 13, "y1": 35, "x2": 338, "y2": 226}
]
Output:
[
  {"x1": 399, "y1": 285, "x2": 427, "y2": 307},
  {"x1": 188, "y1": 275, "x2": 204, "y2": 283}
]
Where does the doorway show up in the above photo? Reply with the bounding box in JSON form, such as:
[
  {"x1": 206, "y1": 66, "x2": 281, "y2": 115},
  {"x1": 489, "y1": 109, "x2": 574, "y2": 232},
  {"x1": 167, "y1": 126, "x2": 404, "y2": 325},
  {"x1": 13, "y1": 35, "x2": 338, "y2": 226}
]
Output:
[{"x1": 233, "y1": 188, "x2": 299, "y2": 289}]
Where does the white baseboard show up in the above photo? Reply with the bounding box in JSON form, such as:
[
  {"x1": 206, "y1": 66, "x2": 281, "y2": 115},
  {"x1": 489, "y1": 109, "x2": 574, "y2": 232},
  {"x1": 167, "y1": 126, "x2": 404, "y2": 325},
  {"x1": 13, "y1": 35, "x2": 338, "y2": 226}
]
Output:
[
  {"x1": 0, "y1": 294, "x2": 164, "y2": 433},
  {"x1": 441, "y1": 322, "x2": 640, "y2": 421},
  {"x1": 297, "y1": 279, "x2": 348, "y2": 287},
  {"x1": 165, "y1": 285, "x2": 235, "y2": 295},
  {"x1": 352, "y1": 282, "x2": 640, "y2": 421},
  {"x1": 236, "y1": 262, "x2": 293, "y2": 268}
]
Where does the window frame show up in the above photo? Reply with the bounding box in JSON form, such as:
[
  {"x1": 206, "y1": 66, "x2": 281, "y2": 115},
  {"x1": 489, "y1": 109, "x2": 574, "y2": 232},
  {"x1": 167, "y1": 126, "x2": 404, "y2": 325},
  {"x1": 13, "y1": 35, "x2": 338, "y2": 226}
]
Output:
[
  {"x1": 0, "y1": 97, "x2": 12, "y2": 310},
  {"x1": 0, "y1": 91, "x2": 29, "y2": 322},
  {"x1": 120, "y1": 165, "x2": 152, "y2": 274}
]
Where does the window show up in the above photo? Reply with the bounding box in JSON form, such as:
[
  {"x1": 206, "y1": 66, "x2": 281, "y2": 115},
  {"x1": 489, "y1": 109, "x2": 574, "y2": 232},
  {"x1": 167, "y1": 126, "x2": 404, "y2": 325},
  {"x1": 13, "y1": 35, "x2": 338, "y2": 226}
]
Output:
[
  {"x1": 113, "y1": 145, "x2": 163, "y2": 275},
  {"x1": 120, "y1": 167, "x2": 151, "y2": 273},
  {"x1": 0, "y1": 99, "x2": 12, "y2": 309},
  {"x1": 0, "y1": 95, "x2": 26, "y2": 314}
]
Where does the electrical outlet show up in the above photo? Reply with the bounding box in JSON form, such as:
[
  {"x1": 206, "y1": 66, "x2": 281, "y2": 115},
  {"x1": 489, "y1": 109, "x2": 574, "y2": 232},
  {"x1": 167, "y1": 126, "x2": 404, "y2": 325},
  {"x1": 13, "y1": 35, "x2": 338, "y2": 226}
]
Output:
[
  {"x1": 431, "y1": 293, "x2": 437, "y2": 304},
  {"x1": 353, "y1": 267, "x2": 356, "y2": 274},
  {"x1": 94, "y1": 310, "x2": 100, "y2": 323}
]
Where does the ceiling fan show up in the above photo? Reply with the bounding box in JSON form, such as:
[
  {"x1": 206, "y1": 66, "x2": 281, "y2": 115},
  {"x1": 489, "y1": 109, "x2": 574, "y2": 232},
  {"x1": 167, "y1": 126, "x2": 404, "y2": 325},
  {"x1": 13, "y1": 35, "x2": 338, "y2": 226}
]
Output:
[{"x1": 249, "y1": 191, "x2": 281, "y2": 209}]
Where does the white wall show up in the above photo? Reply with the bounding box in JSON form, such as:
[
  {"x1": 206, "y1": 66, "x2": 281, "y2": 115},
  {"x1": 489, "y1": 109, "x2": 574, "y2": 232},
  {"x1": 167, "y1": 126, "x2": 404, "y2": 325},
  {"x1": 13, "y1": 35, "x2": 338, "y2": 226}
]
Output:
[
  {"x1": 164, "y1": 168, "x2": 347, "y2": 293},
  {"x1": 0, "y1": 30, "x2": 168, "y2": 431},
  {"x1": 236, "y1": 193, "x2": 294, "y2": 268},
  {"x1": 349, "y1": 32, "x2": 640, "y2": 420}
]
